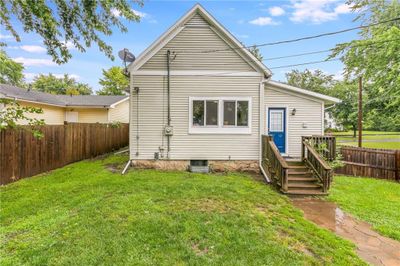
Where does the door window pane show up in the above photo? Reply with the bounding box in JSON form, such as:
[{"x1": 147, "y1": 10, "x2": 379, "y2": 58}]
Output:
[
  {"x1": 237, "y1": 101, "x2": 249, "y2": 126},
  {"x1": 193, "y1": 100, "x2": 204, "y2": 126},
  {"x1": 270, "y1": 111, "x2": 283, "y2": 132},
  {"x1": 206, "y1": 100, "x2": 218, "y2": 126},
  {"x1": 223, "y1": 101, "x2": 235, "y2": 126}
]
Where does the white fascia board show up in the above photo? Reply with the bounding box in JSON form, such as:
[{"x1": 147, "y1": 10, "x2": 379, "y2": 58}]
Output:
[
  {"x1": 267, "y1": 80, "x2": 341, "y2": 104},
  {"x1": 109, "y1": 97, "x2": 130, "y2": 108}
]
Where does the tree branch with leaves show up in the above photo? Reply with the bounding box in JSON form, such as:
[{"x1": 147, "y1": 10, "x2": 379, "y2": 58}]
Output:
[{"x1": 0, "y1": 0, "x2": 143, "y2": 64}]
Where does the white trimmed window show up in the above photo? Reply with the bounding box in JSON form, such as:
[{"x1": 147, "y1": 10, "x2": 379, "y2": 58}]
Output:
[{"x1": 189, "y1": 97, "x2": 252, "y2": 134}]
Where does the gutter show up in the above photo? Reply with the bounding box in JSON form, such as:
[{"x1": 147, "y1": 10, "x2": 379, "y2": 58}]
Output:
[{"x1": 259, "y1": 74, "x2": 271, "y2": 183}]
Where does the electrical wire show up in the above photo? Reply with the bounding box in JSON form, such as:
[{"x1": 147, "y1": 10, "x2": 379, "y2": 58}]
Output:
[
  {"x1": 178, "y1": 16, "x2": 400, "y2": 54},
  {"x1": 264, "y1": 38, "x2": 400, "y2": 61},
  {"x1": 269, "y1": 58, "x2": 341, "y2": 69}
]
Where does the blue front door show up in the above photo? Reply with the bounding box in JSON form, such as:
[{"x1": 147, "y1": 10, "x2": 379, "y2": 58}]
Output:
[{"x1": 268, "y1": 108, "x2": 286, "y2": 153}]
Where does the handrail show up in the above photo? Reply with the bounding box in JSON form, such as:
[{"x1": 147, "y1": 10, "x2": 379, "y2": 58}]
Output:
[
  {"x1": 303, "y1": 142, "x2": 331, "y2": 170},
  {"x1": 302, "y1": 140, "x2": 333, "y2": 192},
  {"x1": 261, "y1": 135, "x2": 289, "y2": 192}
]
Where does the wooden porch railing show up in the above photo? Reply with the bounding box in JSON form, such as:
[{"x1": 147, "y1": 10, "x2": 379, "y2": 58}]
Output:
[
  {"x1": 302, "y1": 135, "x2": 336, "y2": 161},
  {"x1": 261, "y1": 135, "x2": 289, "y2": 192},
  {"x1": 301, "y1": 140, "x2": 332, "y2": 193}
]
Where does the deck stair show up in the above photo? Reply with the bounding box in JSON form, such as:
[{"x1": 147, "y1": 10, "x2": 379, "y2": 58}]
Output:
[
  {"x1": 261, "y1": 135, "x2": 334, "y2": 197},
  {"x1": 284, "y1": 161, "x2": 327, "y2": 196}
]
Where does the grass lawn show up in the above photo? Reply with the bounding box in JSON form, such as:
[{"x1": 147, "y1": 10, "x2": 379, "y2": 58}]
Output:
[
  {"x1": 0, "y1": 155, "x2": 365, "y2": 265},
  {"x1": 339, "y1": 141, "x2": 400, "y2": 149},
  {"x1": 328, "y1": 176, "x2": 400, "y2": 241}
]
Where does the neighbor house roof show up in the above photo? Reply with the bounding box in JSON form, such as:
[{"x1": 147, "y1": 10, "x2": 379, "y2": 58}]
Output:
[
  {"x1": 0, "y1": 84, "x2": 129, "y2": 108},
  {"x1": 267, "y1": 81, "x2": 341, "y2": 104},
  {"x1": 128, "y1": 4, "x2": 272, "y2": 77}
]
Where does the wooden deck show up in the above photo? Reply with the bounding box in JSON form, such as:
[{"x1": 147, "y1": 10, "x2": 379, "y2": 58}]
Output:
[{"x1": 261, "y1": 135, "x2": 334, "y2": 196}]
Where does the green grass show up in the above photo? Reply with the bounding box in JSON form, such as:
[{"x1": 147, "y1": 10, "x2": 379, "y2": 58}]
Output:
[
  {"x1": 328, "y1": 176, "x2": 400, "y2": 241},
  {"x1": 333, "y1": 130, "x2": 400, "y2": 136},
  {"x1": 339, "y1": 141, "x2": 400, "y2": 149},
  {"x1": 0, "y1": 155, "x2": 365, "y2": 265}
]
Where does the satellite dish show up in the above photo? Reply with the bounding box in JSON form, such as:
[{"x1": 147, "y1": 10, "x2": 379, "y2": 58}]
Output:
[{"x1": 118, "y1": 48, "x2": 135, "y2": 63}]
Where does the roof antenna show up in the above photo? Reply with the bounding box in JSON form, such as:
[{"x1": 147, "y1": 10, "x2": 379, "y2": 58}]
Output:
[{"x1": 118, "y1": 48, "x2": 135, "y2": 77}]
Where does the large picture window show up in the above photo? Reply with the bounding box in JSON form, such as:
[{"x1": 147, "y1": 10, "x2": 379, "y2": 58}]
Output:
[{"x1": 189, "y1": 97, "x2": 252, "y2": 134}]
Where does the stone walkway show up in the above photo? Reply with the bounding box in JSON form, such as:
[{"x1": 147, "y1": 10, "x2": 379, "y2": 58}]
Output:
[{"x1": 292, "y1": 198, "x2": 400, "y2": 266}]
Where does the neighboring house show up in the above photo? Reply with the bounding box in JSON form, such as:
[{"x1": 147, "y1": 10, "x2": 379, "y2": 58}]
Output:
[
  {"x1": 127, "y1": 4, "x2": 340, "y2": 172},
  {"x1": 0, "y1": 84, "x2": 129, "y2": 124},
  {"x1": 325, "y1": 111, "x2": 343, "y2": 131}
]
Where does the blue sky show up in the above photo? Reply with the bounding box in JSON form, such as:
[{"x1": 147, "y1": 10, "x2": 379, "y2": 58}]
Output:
[{"x1": 1, "y1": 0, "x2": 359, "y2": 93}]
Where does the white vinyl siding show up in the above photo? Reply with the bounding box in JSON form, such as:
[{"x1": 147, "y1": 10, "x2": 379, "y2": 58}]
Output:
[
  {"x1": 140, "y1": 13, "x2": 256, "y2": 72},
  {"x1": 109, "y1": 100, "x2": 129, "y2": 123},
  {"x1": 264, "y1": 86, "x2": 324, "y2": 157},
  {"x1": 130, "y1": 75, "x2": 261, "y2": 160}
]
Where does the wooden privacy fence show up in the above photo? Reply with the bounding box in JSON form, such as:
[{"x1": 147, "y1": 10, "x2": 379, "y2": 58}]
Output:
[
  {"x1": 336, "y1": 146, "x2": 400, "y2": 181},
  {"x1": 0, "y1": 123, "x2": 129, "y2": 185}
]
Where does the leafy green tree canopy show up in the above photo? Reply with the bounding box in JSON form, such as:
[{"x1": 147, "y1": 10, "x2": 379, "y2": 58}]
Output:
[
  {"x1": 285, "y1": 69, "x2": 337, "y2": 95},
  {"x1": 248, "y1": 45, "x2": 264, "y2": 62},
  {"x1": 330, "y1": 0, "x2": 400, "y2": 131},
  {"x1": 0, "y1": 1, "x2": 143, "y2": 64},
  {"x1": 31, "y1": 74, "x2": 93, "y2": 95},
  {"x1": 97, "y1": 67, "x2": 128, "y2": 95},
  {"x1": 0, "y1": 50, "x2": 24, "y2": 86}
]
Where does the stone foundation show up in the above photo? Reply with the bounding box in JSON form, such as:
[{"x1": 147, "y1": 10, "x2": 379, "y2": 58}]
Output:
[
  {"x1": 209, "y1": 160, "x2": 259, "y2": 173},
  {"x1": 131, "y1": 160, "x2": 259, "y2": 173}
]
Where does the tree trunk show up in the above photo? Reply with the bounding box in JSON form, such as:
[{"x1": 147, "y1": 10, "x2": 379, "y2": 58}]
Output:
[{"x1": 352, "y1": 124, "x2": 357, "y2": 138}]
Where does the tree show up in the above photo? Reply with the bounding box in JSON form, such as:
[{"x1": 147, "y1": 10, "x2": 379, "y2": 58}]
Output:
[
  {"x1": 0, "y1": 99, "x2": 45, "y2": 138},
  {"x1": 0, "y1": 50, "x2": 24, "y2": 86},
  {"x1": 97, "y1": 67, "x2": 129, "y2": 95},
  {"x1": 330, "y1": 0, "x2": 400, "y2": 131},
  {"x1": 31, "y1": 74, "x2": 92, "y2": 95},
  {"x1": 0, "y1": 1, "x2": 143, "y2": 64},
  {"x1": 330, "y1": 81, "x2": 359, "y2": 137},
  {"x1": 248, "y1": 45, "x2": 264, "y2": 61},
  {"x1": 285, "y1": 69, "x2": 337, "y2": 95}
]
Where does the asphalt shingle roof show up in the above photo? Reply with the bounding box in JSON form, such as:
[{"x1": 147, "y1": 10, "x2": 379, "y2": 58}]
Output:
[{"x1": 0, "y1": 84, "x2": 128, "y2": 107}]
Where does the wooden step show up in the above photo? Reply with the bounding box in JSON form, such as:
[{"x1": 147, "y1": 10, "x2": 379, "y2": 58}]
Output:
[
  {"x1": 288, "y1": 176, "x2": 318, "y2": 182},
  {"x1": 288, "y1": 183, "x2": 322, "y2": 189},
  {"x1": 283, "y1": 189, "x2": 328, "y2": 196},
  {"x1": 288, "y1": 171, "x2": 311, "y2": 175}
]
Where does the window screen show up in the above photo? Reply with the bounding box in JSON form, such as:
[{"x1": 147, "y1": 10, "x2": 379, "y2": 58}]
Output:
[
  {"x1": 237, "y1": 101, "x2": 249, "y2": 126},
  {"x1": 206, "y1": 100, "x2": 218, "y2": 126},
  {"x1": 223, "y1": 101, "x2": 235, "y2": 126},
  {"x1": 192, "y1": 100, "x2": 204, "y2": 126}
]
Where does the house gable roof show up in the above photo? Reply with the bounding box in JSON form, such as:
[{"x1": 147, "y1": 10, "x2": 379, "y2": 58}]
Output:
[
  {"x1": 0, "y1": 84, "x2": 129, "y2": 108},
  {"x1": 267, "y1": 80, "x2": 341, "y2": 104},
  {"x1": 128, "y1": 4, "x2": 271, "y2": 77}
]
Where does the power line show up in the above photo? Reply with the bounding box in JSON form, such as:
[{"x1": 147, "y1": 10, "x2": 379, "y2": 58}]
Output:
[
  {"x1": 180, "y1": 16, "x2": 400, "y2": 54},
  {"x1": 269, "y1": 58, "x2": 341, "y2": 69},
  {"x1": 263, "y1": 38, "x2": 400, "y2": 61}
]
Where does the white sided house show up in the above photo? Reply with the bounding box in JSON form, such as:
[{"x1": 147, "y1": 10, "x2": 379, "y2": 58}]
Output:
[{"x1": 128, "y1": 4, "x2": 340, "y2": 184}]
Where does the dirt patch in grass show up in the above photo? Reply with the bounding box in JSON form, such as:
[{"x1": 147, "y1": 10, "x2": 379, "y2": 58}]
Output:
[{"x1": 191, "y1": 243, "x2": 210, "y2": 256}]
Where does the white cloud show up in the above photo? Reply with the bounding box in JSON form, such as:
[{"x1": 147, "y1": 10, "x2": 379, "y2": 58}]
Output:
[
  {"x1": 269, "y1": 6, "x2": 286, "y2": 16},
  {"x1": 111, "y1": 8, "x2": 147, "y2": 18},
  {"x1": 132, "y1": 9, "x2": 147, "y2": 18},
  {"x1": 290, "y1": 0, "x2": 352, "y2": 24},
  {"x1": 20, "y1": 45, "x2": 46, "y2": 53},
  {"x1": 249, "y1": 17, "x2": 280, "y2": 26},
  {"x1": 13, "y1": 57, "x2": 56, "y2": 67},
  {"x1": 0, "y1": 34, "x2": 13, "y2": 39}
]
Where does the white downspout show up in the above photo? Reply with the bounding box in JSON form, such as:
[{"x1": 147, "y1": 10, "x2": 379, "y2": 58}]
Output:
[{"x1": 259, "y1": 76, "x2": 271, "y2": 183}]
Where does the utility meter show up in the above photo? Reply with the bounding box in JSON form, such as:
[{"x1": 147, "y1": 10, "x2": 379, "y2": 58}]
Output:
[{"x1": 164, "y1": 125, "x2": 174, "y2": 136}]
